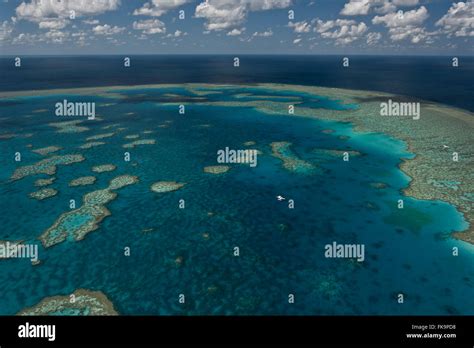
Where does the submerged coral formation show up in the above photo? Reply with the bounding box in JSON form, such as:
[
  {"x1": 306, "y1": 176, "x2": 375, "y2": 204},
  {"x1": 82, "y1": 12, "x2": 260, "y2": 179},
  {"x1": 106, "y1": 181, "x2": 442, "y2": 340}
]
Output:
[
  {"x1": 92, "y1": 164, "x2": 116, "y2": 173},
  {"x1": 49, "y1": 120, "x2": 89, "y2": 133},
  {"x1": 11, "y1": 154, "x2": 85, "y2": 180},
  {"x1": 32, "y1": 146, "x2": 62, "y2": 156},
  {"x1": 312, "y1": 148, "x2": 362, "y2": 164},
  {"x1": 29, "y1": 188, "x2": 58, "y2": 200},
  {"x1": 69, "y1": 176, "x2": 97, "y2": 187},
  {"x1": 370, "y1": 182, "x2": 388, "y2": 189},
  {"x1": 79, "y1": 141, "x2": 105, "y2": 149},
  {"x1": 0, "y1": 133, "x2": 15, "y2": 140},
  {"x1": 17, "y1": 289, "x2": 118, "y2": 315},
  {"x1": 108, "y1": 175, "x2": 139, "y2": 190},
  {"x1": 271, "y1": 141, "x2": 315, "y2": 174},
  {"x1": 203, "y1": 165, "x2": 231, "y2": 174},
  {"x1": 313, "y1": 149, "x2": 361, "y2": 158},
  {"x1": 86, "y1": 133, "x2": 114, "y2": 141},
  {"x1": 150, "y1": 181, "x2": 186, "y2": 193},
  {"x1": 122, "y1": 139, "x2": 156, "y2": 148},
  {"x1": 34, "y1": 177, "x2": 56, "y2": 187},
  {"x1": 39, "y1": 175, "x2": 139, "y2": 248}
]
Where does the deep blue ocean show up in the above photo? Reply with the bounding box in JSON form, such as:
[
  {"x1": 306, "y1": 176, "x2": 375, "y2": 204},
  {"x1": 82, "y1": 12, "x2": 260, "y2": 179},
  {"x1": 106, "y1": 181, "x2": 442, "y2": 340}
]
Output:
[
  {"x1": 0, "y1": 56, "x2": 473, "y2": 315},
  {"x1": 1, "y1": 55, "x2": 473, "y2": 111}
]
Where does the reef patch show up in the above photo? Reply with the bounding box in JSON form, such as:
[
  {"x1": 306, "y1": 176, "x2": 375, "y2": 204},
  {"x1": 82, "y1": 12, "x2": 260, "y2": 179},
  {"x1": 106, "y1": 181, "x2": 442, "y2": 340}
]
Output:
[
  {"x1": 17, "y1": 289, "x2": 118, "y2": 315},
  {"x1": 151, "y1": 181, "x2": 186, "y2": 193}
]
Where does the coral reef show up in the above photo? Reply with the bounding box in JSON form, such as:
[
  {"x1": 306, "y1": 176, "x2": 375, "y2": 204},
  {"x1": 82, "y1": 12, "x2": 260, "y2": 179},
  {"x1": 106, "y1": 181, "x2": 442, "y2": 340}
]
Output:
[
  {"x1": 203, "y1": 165, "x2": 231, "y2": 174},
  {"x1": 122, "y1": 139, "x2": 156, "y2": 148},
  {"x1": 29, "y1": 188, "x2": 58, "y2": 200},
  {"x1": 11, "y1": 154, "x2": 85, "y2": 180},
  {"x1": 34, "y1": 177, "x2": 56, "y2": 187},
  {"x1": 79, "y1": 141, "x2": 105, "y2": 149},
  {"x1": 151, "y1": 181, "x2": 186, "y2": 193},
  {"x1": 69, "y1": 176, "x2": 97, "y2": 187},
  {"x1": 32, "y1": 146, "x2": 62, "y2": 156},
  {"x1": 17, "y1": 289, "x2": 118, "y2": 315},
  {"x1": 92, "y1": 164, "x2": 116, "y2": 173},
  {"x1": 39, "y1": 175, "x2": 139, "y2": 247},
  {"x1": 271, "y1": 142, "x2": 315, "y2": 174},
  {"x1": 49, "y1": 120, "x2": 89, "y2": 133}
]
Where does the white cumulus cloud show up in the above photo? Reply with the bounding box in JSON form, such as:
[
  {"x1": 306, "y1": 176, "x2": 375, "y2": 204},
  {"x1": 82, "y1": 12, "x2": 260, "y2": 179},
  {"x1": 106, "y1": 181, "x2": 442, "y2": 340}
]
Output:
[
  {"x1": 340, "y1": 0, "x2": 419, "y2": 16},
  {"x1": 341, "y1": 0, "x2": 371, "y2": 15},
  {"x1": 288, "y1": 20, "x2": 311, "y2": 33},
  {"x1": 0, "y1": 20, "x2": 14, "y2": 42},
  {"x1": 372, "y1": 6, "x2": 432, "y2": 43},
  {"x1": 315, "y1": 18, "x2": 368, "y2": 44},
  {"x1": 436, "y1": 1, "x2": 474, "y2": 37},
  {"x1": 133, "y1": 0, "x2": 192, "y2": 17},
  {"x1": 38, "y1": 18, "x2": 69, "y2": 29},
  {"x1": 387, "y1": 26, "x2": 432, "y2": 43},
  {"x1": 366, "y1": 31, "x2": 382, "y2": 45},
  {"x1": 133, "y1": 19, "x2": 166, "y2": 34},
  {"x1": 227, "y1": 28, "x2": 245, "y2": 36},
  {"x1": 15, "y1": 0, "x2": 120, "y2": 25},
  {"x1": 12, "y1": 32, "x2": 40, "y2": 45},
  {"x1": 253, "y1": 29, "x2": 273, "y2": 37},
  {"x1": 166, "y1": 29, "x2": 186, "y2": 37},
  {"x1": 195, "y1": 0, "x2": 291, "y2": 31},
  {"x1": 392, "y1": 0, "x2": 419, "y2": 6},
  {"x1": 372, "y1": 6, "x2": 428, "y2": 27},
  {"x1": 45, "y1": 29, "x2": 69, "y2": 43},
  {"x1": 83, "y1": 19, "x2": 100, "y2": 25},
  {"x1": 92, "y1": 24, "x2": 125, "y2": 36}
]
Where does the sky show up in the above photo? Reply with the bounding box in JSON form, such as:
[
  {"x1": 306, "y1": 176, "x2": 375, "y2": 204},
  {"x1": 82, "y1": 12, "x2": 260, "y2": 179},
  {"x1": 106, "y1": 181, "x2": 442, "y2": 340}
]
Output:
[{"x1": 0, "y1": 0, "x2": 473, "y2": 55}]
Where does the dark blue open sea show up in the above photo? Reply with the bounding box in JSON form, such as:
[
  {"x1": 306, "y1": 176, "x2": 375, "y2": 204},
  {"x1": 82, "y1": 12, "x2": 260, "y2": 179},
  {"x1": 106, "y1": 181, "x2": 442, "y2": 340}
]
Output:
[
  {"x1": 0, "y1": 56, "x2": 473, "y2": 315},
  {"x1": 1, "y1": 55, "x2": 473, "y2": 111}
]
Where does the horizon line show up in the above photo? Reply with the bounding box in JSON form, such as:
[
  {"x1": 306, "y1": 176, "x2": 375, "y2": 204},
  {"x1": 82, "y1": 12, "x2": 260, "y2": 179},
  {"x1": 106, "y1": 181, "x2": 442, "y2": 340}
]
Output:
[{"x1": 1, "y1": 53, "x2": 473, "y2": 57}]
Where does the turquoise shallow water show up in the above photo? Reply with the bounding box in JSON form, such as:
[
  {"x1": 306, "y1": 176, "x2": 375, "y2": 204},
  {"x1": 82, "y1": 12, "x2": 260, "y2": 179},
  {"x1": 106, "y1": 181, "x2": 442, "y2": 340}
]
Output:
[{"x1": 0, "y1": 86, "x2": 472, "y2": 315}]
